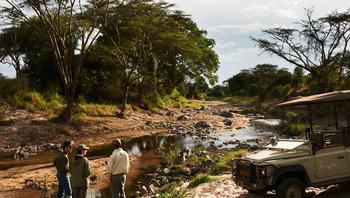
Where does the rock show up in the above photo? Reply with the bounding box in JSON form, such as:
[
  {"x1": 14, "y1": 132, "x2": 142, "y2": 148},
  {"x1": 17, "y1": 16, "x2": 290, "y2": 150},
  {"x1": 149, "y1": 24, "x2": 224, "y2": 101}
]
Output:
[
  {"x1": 145, "y1": 121, "x2": 152, "y2": 126},
  {"x1": 223, "y1": 118, "x2": 232, "y2": 126},
  {"x1": 147, "y1": 184, "x2": 157, "y2": 194},
  {"x1": 166, "y1": 111, "x2": 175, "y2": 116},
  {"x1": 220, "y1": 110, "x2": 233, "y2": 118},
  {"x1": 177, "y1": 115, "x2": 190, "y2": 121},
  {"x1": 195, "y1": 121, "x2": 212, "y2": 129},
  {"x1": 203, "y1": 159, "x2": 214, "y2": 166},
  {"x1": 140, "y1": 185, "x2": 149, "y2": 195},
  {"x1": 163, "y1": 168, "x2": 171, "y2": 174}
]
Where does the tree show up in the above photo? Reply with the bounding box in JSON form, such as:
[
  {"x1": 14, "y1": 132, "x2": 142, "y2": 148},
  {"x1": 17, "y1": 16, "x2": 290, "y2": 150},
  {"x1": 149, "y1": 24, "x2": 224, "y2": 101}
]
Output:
[
  {"x1": 96, "y1": 0, "x2": 219, "y2": 116},
  {"x1": 252, "y1": 9, "x2": 350, "y2": 92},
  {"x1": 2, "y1": 0, "x2": 118, "y2": 121},
  {"x1": 0, "y1": 26, "x2": 24, "y2": 78}
]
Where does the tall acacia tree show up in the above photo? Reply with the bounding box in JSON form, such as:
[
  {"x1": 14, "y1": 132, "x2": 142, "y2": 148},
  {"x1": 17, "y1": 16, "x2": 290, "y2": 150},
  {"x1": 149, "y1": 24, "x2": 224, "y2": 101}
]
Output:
[
  {"x1": 97, "y1": 0, "x2": 219, "y2": 117},
  {"x1": 2, "y1": 0, "x2": 121, "y2": 121},
  {"x1": 0, "y1": 26, "x2": 24, "y2": 79},
  {"x1": 252, "y1": 9, "x2": 350, "y2": 92}
]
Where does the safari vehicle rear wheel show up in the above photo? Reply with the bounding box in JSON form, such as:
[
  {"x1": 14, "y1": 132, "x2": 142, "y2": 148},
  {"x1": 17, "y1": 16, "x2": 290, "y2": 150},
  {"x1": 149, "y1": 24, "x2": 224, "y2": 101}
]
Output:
[{"x1": 276, "y1": 178, "x2": 305, "y2": 198}]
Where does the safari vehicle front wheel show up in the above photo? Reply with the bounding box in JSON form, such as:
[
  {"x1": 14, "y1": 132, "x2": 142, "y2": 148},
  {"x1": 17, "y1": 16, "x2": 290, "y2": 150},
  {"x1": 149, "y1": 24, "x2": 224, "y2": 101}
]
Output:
[{"x1": 276, "y1": 178, "x2": 305, "y2": 198}]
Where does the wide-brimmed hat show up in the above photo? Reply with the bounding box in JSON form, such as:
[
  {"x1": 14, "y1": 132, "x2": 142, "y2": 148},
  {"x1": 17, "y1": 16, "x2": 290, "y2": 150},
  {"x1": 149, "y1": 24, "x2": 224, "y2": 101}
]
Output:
[
  {"x1": 112, "y1": 139, "x2": 121, "y2": 147},
  {"x1": 76, "y1": 144, "x2": 90, "y2": 151},
  {"x1": 62, "y1": 140, "x2": 74, "y2": 148}
]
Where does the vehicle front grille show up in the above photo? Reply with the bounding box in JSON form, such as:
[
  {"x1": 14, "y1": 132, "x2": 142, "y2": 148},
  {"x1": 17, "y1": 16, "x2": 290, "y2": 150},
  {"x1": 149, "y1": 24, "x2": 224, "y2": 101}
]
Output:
[{"x1": 235, "y1": 160, "x2": 255, "y2": 188}]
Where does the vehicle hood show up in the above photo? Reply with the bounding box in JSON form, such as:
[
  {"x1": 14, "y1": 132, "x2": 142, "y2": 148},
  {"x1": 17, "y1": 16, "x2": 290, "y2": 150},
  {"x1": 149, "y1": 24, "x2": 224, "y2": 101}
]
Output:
[
  {"x1": 245, "y1": 149, "x2": 310, "y2": 162},
  {"x1": 243, "y1": 139, "x2": 311, "y2": 162}
]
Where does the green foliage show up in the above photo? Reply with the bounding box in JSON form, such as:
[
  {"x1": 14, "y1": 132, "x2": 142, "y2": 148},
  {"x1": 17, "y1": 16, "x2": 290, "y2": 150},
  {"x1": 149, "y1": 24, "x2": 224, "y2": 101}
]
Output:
[
  {"x1": 0, "y1": 0, "x2": 219, "y2": 114},
  {"x1": 158, "y1": 183, "x2": 187, "y2": 198},
  {"x1": 160, "y1": 90, "x2": 201, "y2": 109},
  {"x1": 286, "y1": 111, "x2": 299, "y2": 123},
  {"x1": 74, "y1": 103, "x2": 117, "y2": 119},
  {"x1": 208, "y1": 85, "x2": 226, "y2": 98},
  {"x1": 188, "y1": 174, "x2": 215, "y2": 188},
  {"x1": 224, "y1": 64, "x2": 295, "y2": 101},
  {"x1": 0, "y1": 76, "x2": 28, "y2": 101},
  {"x1": 211, "y1": 150, "x2": 247, "y2": 175},
  {"x1": 158, "y1": 145, "x2": 181, "y2": 167},
  {"x1": 223, "y1": 96, "x2": 257, "y2": 103},
  {"x1": 9, "y1": 91, "x2": 65, "y2": 116},
  {"x1": 284, "y1": 124, "x2": 308, "y2": 136}
]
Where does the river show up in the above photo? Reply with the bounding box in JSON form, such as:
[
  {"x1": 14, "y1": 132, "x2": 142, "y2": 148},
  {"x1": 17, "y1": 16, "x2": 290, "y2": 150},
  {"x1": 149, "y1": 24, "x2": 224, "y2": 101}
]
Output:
[{"x1": 0, "y1": 119, "x2": 281, "y2": 197}]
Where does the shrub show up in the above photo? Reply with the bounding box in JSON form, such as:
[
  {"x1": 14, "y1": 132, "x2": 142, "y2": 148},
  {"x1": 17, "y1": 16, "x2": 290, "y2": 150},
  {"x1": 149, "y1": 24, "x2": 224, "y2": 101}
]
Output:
[
  {"x1": 74, "y1": 103, "x2": 116, "y2": 118},
  {"x1": 285, "y1": 124, "x2": 308, "y2": 136},
  {"x1": 158, "y1": 183, "x2": 187, "y2": 198},
  {"x1": 158, "y1": 145, "x2": 181, "y2": 167},
  {"x1": 0, "y1": 77, "x2": 28, "y2": 101},
  {"x1": 211, "y1": 149, "x2": 247, "y2": 175},
  {"x1": 188, "y1": 174, "x2": 215, "y2": 188}
]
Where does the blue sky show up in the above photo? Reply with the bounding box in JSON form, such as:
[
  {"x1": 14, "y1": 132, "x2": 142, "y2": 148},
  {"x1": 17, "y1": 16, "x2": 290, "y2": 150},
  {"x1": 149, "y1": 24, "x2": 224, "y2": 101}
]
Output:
[{"x1": 1, "y1": 0, "x2": 349, "y2": 83}]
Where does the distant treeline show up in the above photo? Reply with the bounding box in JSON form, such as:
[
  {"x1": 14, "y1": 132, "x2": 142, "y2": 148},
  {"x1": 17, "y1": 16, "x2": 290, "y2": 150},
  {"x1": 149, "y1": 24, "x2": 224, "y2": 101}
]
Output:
[{"x1": 209, "y1": 9, "x2": 350, "y2": 101}]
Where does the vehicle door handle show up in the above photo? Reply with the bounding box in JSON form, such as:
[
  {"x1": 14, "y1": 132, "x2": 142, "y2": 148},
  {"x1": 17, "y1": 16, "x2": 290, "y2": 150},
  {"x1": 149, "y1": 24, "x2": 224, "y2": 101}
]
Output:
[{"x1": 337, "y1": 156, "x2": 345, "y2": 159}]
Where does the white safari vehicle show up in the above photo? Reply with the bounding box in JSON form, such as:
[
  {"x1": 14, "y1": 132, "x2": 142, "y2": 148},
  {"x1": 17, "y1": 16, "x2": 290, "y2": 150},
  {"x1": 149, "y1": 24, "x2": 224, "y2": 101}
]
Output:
[{"x1": 234, "y1": 90, "x2": 350, "y2": 198}]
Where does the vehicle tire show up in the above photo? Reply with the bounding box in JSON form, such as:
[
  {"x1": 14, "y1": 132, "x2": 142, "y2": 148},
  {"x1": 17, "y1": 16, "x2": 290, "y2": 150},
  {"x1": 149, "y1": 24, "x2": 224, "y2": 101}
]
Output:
[
  {"x1": 276, "y1": 177, "x2": 305, "y2": 198},
  {"x1": 248, "y1": 190, "x2": 266, "y2": 195}
]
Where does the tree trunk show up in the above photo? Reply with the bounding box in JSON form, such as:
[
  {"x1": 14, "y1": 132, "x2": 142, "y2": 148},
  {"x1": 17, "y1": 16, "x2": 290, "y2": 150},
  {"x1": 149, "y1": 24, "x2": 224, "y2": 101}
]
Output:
[
  {"x1": 57, "y1": 86, "x2": 75, "y2": 122},
  {"x1": 119, "y1": 81, "x2": 129, "y2": 118}
]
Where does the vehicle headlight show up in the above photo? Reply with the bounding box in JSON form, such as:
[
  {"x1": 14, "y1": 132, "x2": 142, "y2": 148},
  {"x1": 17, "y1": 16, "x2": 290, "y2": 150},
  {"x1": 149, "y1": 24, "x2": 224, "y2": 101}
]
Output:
[{"x1": 259, "y1": 165, "x2": 275, "y2": 179}]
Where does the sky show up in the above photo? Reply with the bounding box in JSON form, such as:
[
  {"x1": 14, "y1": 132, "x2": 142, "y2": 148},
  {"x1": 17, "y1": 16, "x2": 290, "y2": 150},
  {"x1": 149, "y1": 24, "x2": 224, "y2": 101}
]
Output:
[{"x1": 1, "y1": 0, "x2": 350, "y2": 83}]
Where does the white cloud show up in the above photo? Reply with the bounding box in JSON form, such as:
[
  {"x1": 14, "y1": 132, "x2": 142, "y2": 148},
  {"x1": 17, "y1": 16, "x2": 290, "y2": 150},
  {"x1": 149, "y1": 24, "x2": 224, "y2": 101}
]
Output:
[{"x1": 208, "y1": 22, "x2": 268, "y2": 36}]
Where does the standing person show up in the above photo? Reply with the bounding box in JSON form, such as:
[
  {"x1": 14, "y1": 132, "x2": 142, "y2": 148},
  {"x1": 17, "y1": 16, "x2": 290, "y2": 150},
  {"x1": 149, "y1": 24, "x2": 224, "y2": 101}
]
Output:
[
  {"x1": 70, "y1": 144, "x2": 91, "y2": 198},
  {"x1": 107, "y1": 139, "x2": 130, "y2": 198},
  {"x1": 54, "y1": 141, "x2": 73, "y2": 198}
]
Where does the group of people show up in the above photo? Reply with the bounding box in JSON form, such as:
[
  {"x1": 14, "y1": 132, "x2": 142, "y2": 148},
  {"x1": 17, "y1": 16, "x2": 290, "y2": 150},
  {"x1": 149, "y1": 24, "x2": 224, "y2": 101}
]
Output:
[{"x1": 53, "y1": 139, "x2": 130, "y2": 198}]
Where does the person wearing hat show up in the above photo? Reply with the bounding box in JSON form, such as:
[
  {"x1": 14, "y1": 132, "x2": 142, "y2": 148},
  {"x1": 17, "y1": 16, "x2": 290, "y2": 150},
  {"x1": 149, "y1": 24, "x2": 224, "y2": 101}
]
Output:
[
  {"x1": 107, "y1": 139, "x2": 130, "y2": 198},
  {"x1": 70, "y1": 144, "x2": 91, "y2": 198},
  {"x1": 54, "y1": 140, "x2": 73, "y2": 198}
]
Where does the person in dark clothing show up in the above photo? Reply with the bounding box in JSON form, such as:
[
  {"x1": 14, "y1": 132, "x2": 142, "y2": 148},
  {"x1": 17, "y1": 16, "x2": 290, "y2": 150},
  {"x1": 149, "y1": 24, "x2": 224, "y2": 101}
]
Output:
[
  {"x1": 54, "y1": 141, "x2": 73, "y2": 198},
  {"x1": 70, "y1": 144, "x2": 91, "y2": 198}
]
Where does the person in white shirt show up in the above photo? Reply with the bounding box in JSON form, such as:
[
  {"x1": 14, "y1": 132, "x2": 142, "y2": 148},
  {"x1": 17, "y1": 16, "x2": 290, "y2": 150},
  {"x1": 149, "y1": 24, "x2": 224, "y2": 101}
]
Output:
[{"x1": 107, "y1": 139, "x2": 130, "y2": 198}]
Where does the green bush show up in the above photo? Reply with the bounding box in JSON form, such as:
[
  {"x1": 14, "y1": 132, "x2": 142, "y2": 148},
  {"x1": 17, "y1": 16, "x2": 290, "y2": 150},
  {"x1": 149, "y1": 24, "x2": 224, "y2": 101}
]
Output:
[
  {"x1": 286, "y1": 111, "x2": 299, "y2": 122},
  {"x1": 188, "y1": 174, "x2": 215, "y2": 188},
  {"x1": 0, "y1": 76, "x2": 28, "y2": 101},
  {"x1": 211, "y1": 150, "x2": 247, "y2": 175},
  {"x1": 74, "y1": 103, "x2": 117, "y2": 118},
  {"x1": 158, "y1": 145, "x2": 181, "y2": 167},
  {"x1": 11, "y1": 91, "x2": 65, "y2": 115},
  {"x1": 285, "y1": 124, "x2": 308, "y2": 136},
  {"x1": 158, "y1": 183, "x2": 187, "y2": 198}
]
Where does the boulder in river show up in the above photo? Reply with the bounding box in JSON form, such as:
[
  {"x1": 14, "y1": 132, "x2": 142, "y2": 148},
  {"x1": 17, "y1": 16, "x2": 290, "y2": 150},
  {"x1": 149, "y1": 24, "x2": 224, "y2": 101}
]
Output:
[
  {"x1": 223, "y1": 118, "x2": 232, "y2": 126},
  {"x1": 177, "y1": 115, "x2": 190, "y2": 121},
  {"x1": 195, "y1": 121, "x2": 212, "y2": 129},
  {"x1": 220, "y1": 110, "x2": 234, "y2": 118}
]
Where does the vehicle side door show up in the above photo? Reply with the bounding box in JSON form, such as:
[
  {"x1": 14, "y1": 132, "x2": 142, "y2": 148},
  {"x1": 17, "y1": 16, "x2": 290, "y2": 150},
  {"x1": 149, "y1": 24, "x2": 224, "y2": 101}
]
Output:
[{"x1": 314, "y1": 146, "x2": 350, "y2": 181}]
